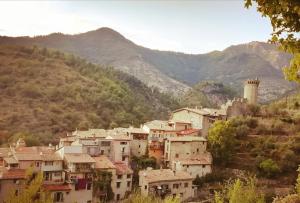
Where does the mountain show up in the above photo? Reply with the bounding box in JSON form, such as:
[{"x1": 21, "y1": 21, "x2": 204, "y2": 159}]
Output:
[
  {"x1": 0, "y1": 45, "x2": 179, "y2": 145},
  {"x1": 0, "y1": 28, "x2": 296, "y2": 102}
]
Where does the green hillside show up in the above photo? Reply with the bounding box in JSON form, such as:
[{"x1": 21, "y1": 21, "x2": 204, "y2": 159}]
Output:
[
  {"x1": 181, "y1": 81, "x2": 237, "y2": 108},
  {"x1": 0, "y1": 45, "x2": 179, "y2": 145}
]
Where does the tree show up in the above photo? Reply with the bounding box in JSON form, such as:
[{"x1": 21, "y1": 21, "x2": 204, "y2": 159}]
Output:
[
  {"x1": 214, "y1": 177, "x2": 265, "y2": 203},
  {"x1": 208, "y1": 120, "x2": 237, "y2": 165},
  {"x1": 245, "y1": 0, "x2": 300, "y2": 82},
  {"x1": 5, "y1": 168, "x2": 52, "y2": 203},
  {"x1": 92, "y1": 170, "x2": 114, "y2": 202}
]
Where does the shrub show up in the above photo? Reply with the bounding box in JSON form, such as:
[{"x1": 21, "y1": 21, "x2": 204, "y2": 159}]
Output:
[
  {"x1": 258, "y1": 159, "x2": 280, "y2": 178},
  {"x1": 236, "y1": 124, "x2": 250, "y2": 137}
]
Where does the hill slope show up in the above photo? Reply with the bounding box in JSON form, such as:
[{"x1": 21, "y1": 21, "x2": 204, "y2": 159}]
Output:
[
  {"x1": 181, "y1": 81, "x2": 237, "y2": 108},
  {"x1": 0, "y1": 28, "x2": 296, "y2": 102},
  {"x1": 0, "y1": 45, "x2": 179, "y2": 144}
]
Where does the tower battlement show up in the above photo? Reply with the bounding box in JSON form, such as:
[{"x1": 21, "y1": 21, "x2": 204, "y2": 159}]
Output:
[{"x1": 245, "y1": 79, "x2": 260, "y2": 85}]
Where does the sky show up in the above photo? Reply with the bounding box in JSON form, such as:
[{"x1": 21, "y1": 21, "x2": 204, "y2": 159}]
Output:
[{"x1": 0, "y1": 1, "x2": 273, "y2": 54}]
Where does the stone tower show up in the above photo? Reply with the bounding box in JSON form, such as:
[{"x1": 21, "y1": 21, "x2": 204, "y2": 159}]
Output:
[{"x1": 243, "y1": 78, "x2": 260, "y2": 105}]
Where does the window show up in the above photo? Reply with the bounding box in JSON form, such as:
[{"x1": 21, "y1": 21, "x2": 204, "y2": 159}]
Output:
[
  {"x1": 87, "y1": 182, "x2": 92, "y2": 190},
  {"x1": 197, "y1": 148, "x2": 199, "y2": 152},
  {"x1": 87, "y1": 201, "x2": 92, "y2": 203},
  {"x1": 35, "y1": 161, "x2": 40, "y2": 167},
  {"x1": 120, "y1": 142, "x2": 127, "y2": 145},
  {"x1": 122, "y1": 156, "x2": 126, "y2": 161},
  {"x1": 101, "y1": 150, "x2": 104, "y2": 155},
  {"x1": 184, "y1": 183, "x2": 188, "y2": 188},
  {"x1": 173, "y1": 184, "x2": 179, "y2": 189},
  {"x1": 138, "y1": 144, "x2": 141, "y2": 148},
  {"x1": 45, "y1": 161, "x2": 53, "y2": 166},
  {"x1": 54, "y1": 192, "x2": 63, "y2": 202},
  {"x1": 116, "y1": 194, "x2": 120, "y2": 200},
  {"x1": 116, "y1": 182, "x2": 121, "y2": 188},
  {"x1": 144, "y1": 185, "x2": 147, "y2": 190},
  {"x1": 175, "y1": 154, "x2": 179, "y2": 158},
  {"x1": 127, "y1": 181, "x2": 131, "y2": 187},
  {"x1": 127, "y1": 174, "x2": 131, "y2": 179},
  {"x1": 202, "y1": 165, "x2": 206, "y2": 168},
  {"x1": 101, "y1": 141, "x2": 110, "y2": 146},
  {"x1": 117, "y1": 175, "x2": 122, "y2": 179},
  {"x1": 122, "y1": 147, "x2": 125, "y2": 152},
  {"x1": 15, "y1": 189, "x2": 19, "y2": 196}
]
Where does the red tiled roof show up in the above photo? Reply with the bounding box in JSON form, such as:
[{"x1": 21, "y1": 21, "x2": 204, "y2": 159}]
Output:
[
  {"x1": 176, "y1": 129, "x2": 200, "y2": 136},
  {"x1": 43, "y1": 184, "x2": 72, "y2": 191},
  {"x1": 114, "y1": 162, "x2": 133, "y2": 175},
  {"x1": 1, "y1": 169, "x2": 26, "y2": 180}
]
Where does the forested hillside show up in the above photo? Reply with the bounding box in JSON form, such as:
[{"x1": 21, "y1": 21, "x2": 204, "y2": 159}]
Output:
[{"x1": 0, "y1": 45, "x2": 179, "y2": 145}]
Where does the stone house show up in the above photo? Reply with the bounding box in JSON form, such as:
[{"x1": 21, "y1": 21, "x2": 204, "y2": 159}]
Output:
[
  {"x1": 113, "y1": 161, "x2": 133, "y2": 201},
  {"x1": 114, "y1": 127, "x2": 149, "y2": 157},
  {"x1": 0, "y1": 169, "x2": 26, "y2": 203},
  {"x1": 63, "y1": 153, "x2": 95, "y2": 203},
  {"x1": 139, "y1": 168, "x2": 194, "y2": 202},
  {"x1": 164, "y1": 136, "x2": 207, "y2": 167},
  {"x1": 171, "y1": 154, "x2": 212, "y2": 178}
]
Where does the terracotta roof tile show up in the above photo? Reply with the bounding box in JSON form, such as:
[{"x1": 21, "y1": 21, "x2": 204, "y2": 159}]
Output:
[
  {"x1": 43, "y1": 184, "x2": 72, "y2": 191},
  {"x1": 114, "y1": 162, "x2": 133, "y2": 175},
  {"x1": 0, "y1": 169, "x2": 26, "y2": 180},
  {"x1": 94, "y1": 156, "x2": 116, "y2": 169},
  {"x1": 176, "y1": 129, "x2": 200, "y2": 136}
]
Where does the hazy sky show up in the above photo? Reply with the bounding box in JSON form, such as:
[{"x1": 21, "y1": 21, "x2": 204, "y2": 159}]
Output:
[{"x1": 0, "y1": 1, "x2": 272, "y2": 54}]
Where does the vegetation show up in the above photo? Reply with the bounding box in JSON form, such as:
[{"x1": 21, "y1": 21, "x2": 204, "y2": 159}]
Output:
[
  {"x1": 245, "y1": 0, "x2": 300, "y2": 83},
  {"x1": 131, "y1": 155, "x2": 157, "y2": 187},
  {"x1": 5, "y1": 168, "x2": 52, "y2": 203},
  {"x1": 208, "y1": 120, "x2": 237, "y2": 165},
  {"x1": 214, "y1": 177, "x2": 265, "y2": 203},
  {"x1": 258, "y1": 159, "x2": 280, "y2": 178},
  {"x1": 123, "y1": 191, "x2": 180, "y2": 203},
  {"x1": 0, "y1": 45, "x2": 180, "y2": 145},
  {"x1": 92, "y1": 170, "x2": 114, "y2": 202},
  {"x1": 181, "y1": 81, "x2": 237, "y2": 108}
]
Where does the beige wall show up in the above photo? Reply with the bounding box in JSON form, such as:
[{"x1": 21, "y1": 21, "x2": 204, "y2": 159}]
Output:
[
  {"x1": 18, "y1": 160, "x2": 42, "y2": 172},
  {"x1": 164, "y1": 140, "x2": 207, "y2": 166},
  {"x1": 172, "y1": 162, "x2": 212, "y2": 178},
  {"x1": 65, "y1": 185, "x2": 93, "y2": 203},
  {"x1": 171, "y1": 110, "x2": 204, "y2": 130},
  {"x1": 0, "y1": 179, "x2": 25, "y2": 203},
  {"x1": 139, "y1": 178, "x2": 193, "y2": 202},
  {"x1": 111, "y1": 140, "x2": 130, "y2": 165},
  {"x1": 112, "y1": 172, "x2": 132, "y2": 201},
  {"x1": 131, "y1": 140, "x2": 148, "y2": 157}
]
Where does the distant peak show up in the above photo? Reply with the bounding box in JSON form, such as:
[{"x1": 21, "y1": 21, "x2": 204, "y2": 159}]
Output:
[{"x1": 84, "y1": 27, "x2": 126, "y2": 39}]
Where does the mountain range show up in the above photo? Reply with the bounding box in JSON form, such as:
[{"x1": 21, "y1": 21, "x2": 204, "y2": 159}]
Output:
[{"x1": 0, "y1": 27, "x2": 296, "y2": 102}]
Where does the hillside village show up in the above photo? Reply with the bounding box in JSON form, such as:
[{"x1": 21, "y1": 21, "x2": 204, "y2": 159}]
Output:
[{"x1": 0, "y1": 79, "x2": 260, "y2": 202}]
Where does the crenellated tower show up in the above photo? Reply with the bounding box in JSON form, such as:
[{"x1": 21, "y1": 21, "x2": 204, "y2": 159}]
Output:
[{"x1": 243, "y1": 78, "x2": 260, "y2": 105}]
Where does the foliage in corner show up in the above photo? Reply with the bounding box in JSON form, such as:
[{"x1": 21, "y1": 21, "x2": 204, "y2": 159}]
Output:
[{"x1": 245, "y1": 0, "x2": 300, "y2": 82}]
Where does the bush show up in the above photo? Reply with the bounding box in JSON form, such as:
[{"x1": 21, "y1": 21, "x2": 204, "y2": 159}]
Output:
[
  {"x1": 235, "y1": 124, "x2": 250, "y2": 137},
  {"x1": 258, "y1": 159, "x2": 280, "y2": 178}
]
